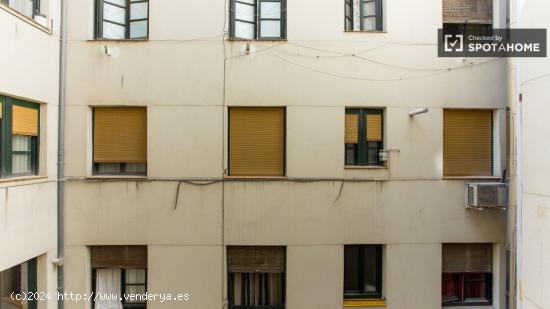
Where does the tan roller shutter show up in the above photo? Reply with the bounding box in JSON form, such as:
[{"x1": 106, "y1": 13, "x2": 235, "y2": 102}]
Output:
[
  {"x1": 227, "y1": 246, "x2": 286, "y2": 273},
  {"x1": 91, "y1": 246, "x2": 147, "y2": 268},
  {"x1": 443, "y1": 243, "x2": 493, "y2": 273},
  {"x1": 366, "y1": 114, "x2": 382, "y2": 142},
  {"x1": 345, "y1": 114, "x2": 359, "y2": 144},
  {"x1": 443, "y1": 0, "x2": 493, "y2": 24},
  {"x1": 443, "y1": 109, "x2": 492, "y2": 176},
  {"x1": 94, "y1": 107, "x2": 147, "y2": 163},
  {"x1": 13, "y1": 105, "x2": 39, "y2": 136},
  {"x1": 229, "y1": 107, "x2": 284, "y2": 176}
]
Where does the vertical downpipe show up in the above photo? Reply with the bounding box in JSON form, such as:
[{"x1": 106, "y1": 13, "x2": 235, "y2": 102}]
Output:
[{"x1": 57, "y1": 0, "x2": 68, "y2": 307}]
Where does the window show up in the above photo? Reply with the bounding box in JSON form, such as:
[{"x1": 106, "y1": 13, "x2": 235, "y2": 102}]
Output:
[
  {"x1": 91, "y1": 246, "x2": 147, "y2": 309},
  {"x1": 443, "y1": 109, "x2": 493, "y2": 176},
  {"x1": 1, "y1": 0, "x2": 40, "y2": 18},
  {"x1": 229, "y1": 107, "x2": 285, "y2": 176},
  {"x1": 344, "y1": 245, "x2": 383, "y2": 299},
  {"x1": 442, "y1": 243, "x2": 493, "y2": 306},
  {"x1": 93, "y1": 107, "x2": 147, "y2": 175},
  {"x1": 442, "y1": 0, "x2": 492, "y2": 36},
  {"x1": 344, "y1": 0, "x2": 383, "y2": 31},
  {"x1": 0, "y1": 96, "x2": 40, "y2": 178},
  {"x1": 95, "y1": 0, "x2": 149, "y2": 40},
  {"x1": 227, "y1": 246, "x2": 286, "y2": 309},
  {"x1": 229, "y1": 0, "x2": 286, "y2": 40},
  {"x1": 0, "y1": 258, "x2": 37, "y2": 309},
  {"x1": 345, "y1": 108, "x2": 383, "y2": 166}
]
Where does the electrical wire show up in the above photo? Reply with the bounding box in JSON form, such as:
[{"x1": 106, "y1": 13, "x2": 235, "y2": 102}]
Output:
[{"x1": 266, "y1": 50, "x2": 503, "y2": 82}]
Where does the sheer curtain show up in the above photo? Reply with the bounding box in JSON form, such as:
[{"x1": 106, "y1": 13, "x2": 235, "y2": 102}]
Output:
[{"x1": 95, "y1": 269, "x2": 123, "y2": 309}]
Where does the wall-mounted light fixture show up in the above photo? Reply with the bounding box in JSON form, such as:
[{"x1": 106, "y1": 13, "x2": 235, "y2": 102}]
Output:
[{"x1": 409, "y1": 107, "x2": 429, "y2": 117}]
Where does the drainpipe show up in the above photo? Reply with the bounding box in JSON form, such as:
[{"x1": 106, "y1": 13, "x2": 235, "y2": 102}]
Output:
[
  {"x1": 57, "y1": 0, "x2": 68, "y2": 307},
  {"x1": 512, "y1": 0, "x2": 523, "y2": 307}
]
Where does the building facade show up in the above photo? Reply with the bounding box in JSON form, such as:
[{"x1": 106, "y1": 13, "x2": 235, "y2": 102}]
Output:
[
  {"x1": 1, "y1": 0, "x2": 516, "y2": 308},
  {"x1": 508, "y1": 0, "x2": 550, "y2": 309},
  {"x1": 0, "y1": 0, "x2": 60, "y2": 309}
]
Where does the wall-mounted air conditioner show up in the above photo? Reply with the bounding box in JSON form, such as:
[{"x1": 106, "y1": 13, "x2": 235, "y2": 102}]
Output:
[{"x1": 466, "y1": 183, "x2": 507, "y2": 209}]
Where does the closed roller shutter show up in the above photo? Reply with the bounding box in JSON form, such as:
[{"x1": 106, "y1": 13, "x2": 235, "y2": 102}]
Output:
[
  {"x1": 443, "y1": 0, "x2": 493, "y2": 24},
  {"x1": 345, "y1": 114, "x2": 359, "y2": 144},
  {"x1": 227, "y1": 246, "x2": 286, "y2": 273},
  {"x1": 229, "y1": 107, "x2": 285, "y2": 176},
  {"x1": 91, "y1": 246, "x2": 147, "y2": 268},
  {"x1": 443, "y1": 243, "x2": 493, "y2": 273},
  {"x1": 443, "y1": 109, "x2": 492, "y2": 176},
  {"x1": 13, "y1": 105, "x2": 39, "y2": 136},
  {"x1": 94, "y1": 107, "x2": 147, "y2": 163},
  {"x1": 366, "y1": 114, "x2": 382, "y2": 142}
]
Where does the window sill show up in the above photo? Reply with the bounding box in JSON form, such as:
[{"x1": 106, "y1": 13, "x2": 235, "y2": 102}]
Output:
[
  {"x1": 344, "y1": 30, "x2": 387, "y2": 33},
  {"x1": 345, "y1": 165, "x2": 387, "y2": 169},
  {"x1": 0, "y1": 175, "x2": 47, "y2": 183},
  {"x1": 86, "y1": 175, "x2": 148, "y2": 180},
  {"x1": 87, "y1": 38, "x2": 149, "y2": 43},
  {"x1": 0, "y1": 3, "x2": 51, "y2": 35},
  {"x1": 224, "y1": 176, "x2": 287, "y2": 180},
  {"x1": 344, "y1": 299, "x2": 387, "y2": 307},
  {"x1": 442, "y1": 176, "x2": 501, "y2": 180},
  {"x1": 227, "y1": 37, "x2": 287, "y2": 42}
]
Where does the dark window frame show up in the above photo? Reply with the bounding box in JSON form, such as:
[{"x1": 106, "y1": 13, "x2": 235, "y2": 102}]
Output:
[
  {"x1": 91, "y1": 268, "x2": 148, "y2": 309},
  {"x1": 344, "y1": 0, "x2": 383, "y2": 31},
  {"x1": 229, "y1": 0, "x2": 287, "y2": 40},
  {"x1": 442, "y1": 273, "x2": 493, "y2": 306},
  {"x1": 1, "y1": 0, "x2": 41, "y2": 17},
  {"x1": 344, "y1": 245, "x2": 383, "y2": 299},
  {"x1": 0, "y1": 96, "x2": 40, "y2": 178},
  {"x1": 95, "y1": 0, "x2": 149, "y2": 40},
  {"x1": 345, "y1": 108, "x2": 384, "y2": 167}
]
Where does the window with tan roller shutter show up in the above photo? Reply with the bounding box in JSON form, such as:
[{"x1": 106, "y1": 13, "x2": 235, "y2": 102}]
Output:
[
  {"x1": 93, "y1": 107, "x2": 147, "y2": 164},
  {"x1": 443, "y1": 109, "x2": 493, "y2": 176},
  {"x1": 229, "y1": 107, "x2": 285, "y2": 176}
]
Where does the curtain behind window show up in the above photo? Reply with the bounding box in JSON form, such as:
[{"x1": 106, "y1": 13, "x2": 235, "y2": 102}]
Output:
[{"x1": 95, "y1": 269, "x2": 123, "y2": 309}]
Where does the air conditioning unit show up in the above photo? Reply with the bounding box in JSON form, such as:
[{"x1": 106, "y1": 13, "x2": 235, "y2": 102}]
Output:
[{"x1": 466, "y1": 183, "x2": 507, "y2": 209}]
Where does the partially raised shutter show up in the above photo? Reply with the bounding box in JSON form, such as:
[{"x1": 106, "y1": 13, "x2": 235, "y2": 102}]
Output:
[
  {"x1": 227, "y1": 246, "x2": 286, "y2": 273},
  {"x1": 94, "y1": 107, "x2": 147, "y2": 163},
  {"x1": 443, "y1": 109, "x2": 492, "y2": 176},
  {"x1": 442, "y1": 243, "x2": 493, "y2": 273},
  {"x1": 229, "y1": 107, "x2": 285, "y2": 176},
  {"x1": 345, "y1": 114, "x2": 359, "y2": 144},
  {"x1": 91, "y1": 246, "x2": 147, "y2": 268},
  {"x1": 443, "y1": 0, "x2": 493, "y2": 24},
  {"x1": 366, "y1": 114, "x2": 382, "y2": 142},
  {"x1": 13, "y1": 105, "x2": 39, "y2": 136}
]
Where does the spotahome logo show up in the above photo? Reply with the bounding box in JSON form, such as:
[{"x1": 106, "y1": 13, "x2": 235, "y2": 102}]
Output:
[{"x1": 438, "y1": 29, "x2": 547, "y2": 57}]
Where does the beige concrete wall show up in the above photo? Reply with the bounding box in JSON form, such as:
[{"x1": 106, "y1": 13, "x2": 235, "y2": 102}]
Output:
[
  {"x1": 511, "y1": 1, "x2": 550, "y2": 309},
  {"x1": 62, "y1": 0, "x2": 508, "y2": 308},
  {"x1": 0, "y1": 2, "x2": 60, "y2": 307}
]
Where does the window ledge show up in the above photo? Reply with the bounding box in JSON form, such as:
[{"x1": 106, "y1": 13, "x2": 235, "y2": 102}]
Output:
[
  {"x1": 344, "y1": 299, "x2": 387, "y2": 307},
  {"x1": 86, "y1": 175, "x2": 148, "y2": 180},
  {"x1": 87, "y1": 39, "x2": 149, "y2": 43},
  {"x1": 0, "y1": 175, "x2": 47, "y2": 183},
  {"x1": 0, "y1": 3, "x2": 51, "y2": 35},
  {"x1": 224, "y1": 176, "x2": 287, "y2": 180},
  {"x1": 227, "y1": 38, "x2": 287, "y2": 42},
  {"x1": 442, "y1": 176, "x2": 501, "y2": 180},
  {"x1": 344, "y1": 30, "x2": 387, "y2": 33},
  {"x1": 345, "y1": 166, "x2": 387, "y2": 169}
]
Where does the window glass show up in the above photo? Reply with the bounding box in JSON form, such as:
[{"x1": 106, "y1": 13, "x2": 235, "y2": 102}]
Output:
[
  {"x1": 230, "y1": 0, "x2": 285, "y2": 39},
  {"x1": 97, "y1": 0, "x2": 149, "y2": 39},
  {"x1": 260, "y1": 20, "x2": 280, "y2": 37},
  {"x1": 344, "y1": 245, "x2": 382, "y2": 299}
]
